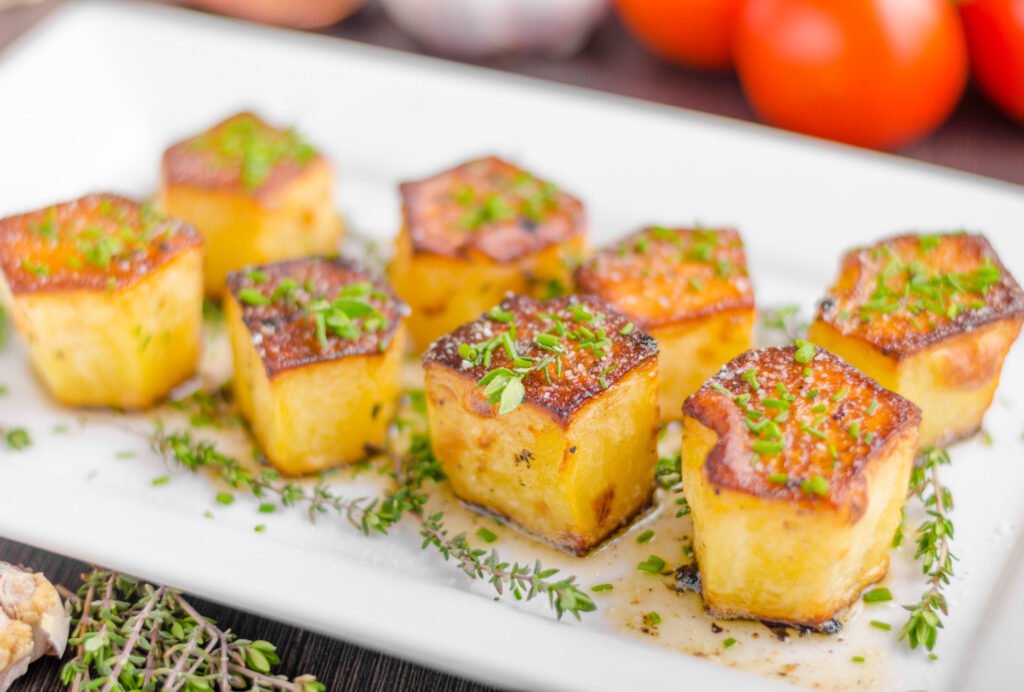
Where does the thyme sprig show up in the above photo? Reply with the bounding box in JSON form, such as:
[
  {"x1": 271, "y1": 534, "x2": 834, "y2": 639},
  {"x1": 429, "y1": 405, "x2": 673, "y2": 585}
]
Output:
[
  {"x1": 149, "y1": 415, "x2": 594, "y2": 620},
  {"x1": 899, "y1": 447, "x2": 955, "y2": 652},
  {"x1": 61, "y1": 569, "x2": 324, "y2": 691}
]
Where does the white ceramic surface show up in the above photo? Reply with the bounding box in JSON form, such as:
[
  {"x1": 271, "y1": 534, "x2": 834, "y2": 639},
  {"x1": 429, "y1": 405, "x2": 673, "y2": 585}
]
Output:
[{"x1": 0, "y1": 2, "x2": 1022, "y2": 690}]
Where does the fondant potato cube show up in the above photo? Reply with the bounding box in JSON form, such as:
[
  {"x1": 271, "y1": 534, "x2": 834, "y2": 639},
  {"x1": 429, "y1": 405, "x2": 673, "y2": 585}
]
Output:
[
  {"x1": 576, "y1": 226, "x2": 755, "y2": 421},
  {"x1": 0, "y1": 195, "x2": 203, "y2": 409},
  {"x1": 808, "y1": 233, "x2": 1024, "y2": 449},
  {"x1": 159, "y1": 112, "x2": 343, "y2": 296},
  {"x1": 390, "y1": 156, "x2": 587, "y2": 351},
  {"x1": 423, "y1": 294, "x2": 659, "y2": 555},
  {"x1": 682, "y1": 345, "x2": 920, "y2": 629},
  {"x1": 225, "y1": 257, "x2": 407, "y2": 475}
]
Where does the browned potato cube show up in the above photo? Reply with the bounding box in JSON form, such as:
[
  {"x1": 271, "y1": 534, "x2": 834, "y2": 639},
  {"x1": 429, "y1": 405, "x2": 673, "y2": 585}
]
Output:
[
  {"x1": 0, "y1": 195, "x2": 203, "y2": 409},
  {"x1": 808, "y1": 232, "x2": 1024, "y2": 449},
  {"x1": 390, "y1": 156, "x2": 587, "y2": 351},
  {"x1": 159, "y1": 112, "x2": 342, "y2": 296},
  {"x1": 576, "y1": 226, "x2": 755, "y2": 421},
  {"x1": 423, "y1": 294, "x2": 659, "y2": 555},
  {"x1": 682, "y1": 344, "x2": 921, "y2": 629},
  {"x1": 225, "y1": 257, "x2": 407, "y2": 475}
]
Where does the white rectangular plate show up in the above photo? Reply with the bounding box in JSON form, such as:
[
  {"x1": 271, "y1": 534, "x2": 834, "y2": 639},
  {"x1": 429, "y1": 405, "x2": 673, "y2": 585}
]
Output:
[{"x1": 1, "y1": 2, "x2": 1023, "y2": 690}]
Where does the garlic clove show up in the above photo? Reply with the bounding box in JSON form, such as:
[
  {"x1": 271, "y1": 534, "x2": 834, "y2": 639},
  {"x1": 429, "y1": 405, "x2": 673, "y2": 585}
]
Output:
[
  {"x1": 0, "y1": 610, "x2": 34, "y2": 692},
  {"x1": 0, "y1": 564, "x2": 70, "y2": 660}
]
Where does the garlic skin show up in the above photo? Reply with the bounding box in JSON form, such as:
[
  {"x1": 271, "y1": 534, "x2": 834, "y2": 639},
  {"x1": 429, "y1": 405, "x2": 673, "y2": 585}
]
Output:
[
  {"x1": 380, "y1": 0, "x2": 610, "y2": 58},
  {"x1": 0, "y1": 563, "x2": 69, "y2": 691}
]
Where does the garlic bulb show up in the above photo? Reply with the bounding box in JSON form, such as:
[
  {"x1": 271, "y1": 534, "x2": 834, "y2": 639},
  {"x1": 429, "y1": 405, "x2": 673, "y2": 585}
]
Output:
[
  {"x1": 0, "y1": 563, "x2": 69, "y2": 692},
  {"x1": 380, "y1": 0, "x2": 610, "y2": 58}
]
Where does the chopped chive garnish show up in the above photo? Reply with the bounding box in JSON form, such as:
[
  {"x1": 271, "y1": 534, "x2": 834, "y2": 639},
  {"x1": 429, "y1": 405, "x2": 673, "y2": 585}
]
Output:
[
  {"x1": 752, "y1": 440, "x2": 783, "y2": 456},
  {"x1": 741, "y1": 369, "x2": 760, "y2": 390},
  {"x1": 476, "y1": 527, "x2": 498, "y2": 543},
  {"x1": 863, "y1": 587, "x2": 892, "y2": 603},
  {"x1": 637, "y1": 555, "x2": 666, "y2": 574},
  {"x1": 794, "y1": 339, "x2": 816, "y2": 363},
  {"x1": 801, "y1": 475, "x2": 830, "y2": 496},
  {"x1": 867, "y1": 398, "x2": 879, "y2": 415},
  {"x1": 237, "y1": 288, "x2": 269, "y2": 306},
  {"x1": 151, "y1": 475, "x2": 170, "y2": 487},
  {"x1": 869, "y1": 620, "x2": 891, "y2": 631},
  {"x1": 852, "y1": 656, "x2": 865, "y2": 664},
  {"x1": 831, "y1": 387, "x2": 848, "y2": 402},
  {"x1": 800, "y1": 424, "x2": 827, "y2": 441},
  {"x1": 591, "y1": 583, "x2": 614, "y2": 592},
  {"x1": 215, "y1": 492, "x2": 235, "y2": 506},
  {"x1": 767, "y1": 473, "x2": 788, "y2": 485},
  {"x1": 636, "y1": 530, "x2": 655, "y2": 544},
  {"x1": 849, "y1": 422, "x2": 861, "y2": 439},
  {"x1": 619, "y1": 322, "x2": 635, "y2": 336},
  {"x1": 645, "y1": 611, "x2": 662, "y2": 626},
  {"x1": 723, "y1": 638, "x2": 737, "y2": 649}
]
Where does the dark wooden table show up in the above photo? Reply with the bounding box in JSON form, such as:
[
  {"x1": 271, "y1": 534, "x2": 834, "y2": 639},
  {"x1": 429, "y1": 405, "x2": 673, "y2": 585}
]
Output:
[{"x1": 1, "y1": 1, "x2": 1023, "y2": 690}]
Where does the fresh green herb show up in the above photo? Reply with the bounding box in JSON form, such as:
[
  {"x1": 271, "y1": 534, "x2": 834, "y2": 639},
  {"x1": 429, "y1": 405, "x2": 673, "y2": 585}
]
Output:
[
  {"x1": 761, "y1": 305, "x2": 808, "y2": 341},
  {"x1": 192, "y1": 114, "x2": 316, "y2": 190},
  {"x1": 794, "y1": 339, "x2": 817, "y2": 364},
  {"x1": 644, "y1": 612, "x2": 662, "y2": 627},
  {"x1": 254, "y1": 524, "x2": 267, "y2": 533},
  {"x1": 619, "y1": 322, "x2": 635, "y2": 336},
  {"x1": 476, "y1": 527, "x2": 499, "y2": 543},
  {"x1": 870, "y1": 620, "x2": 892, "y2": 631},
  {"x1": 752, "y1": 440, "x2": 783, "y2": 456},
  {"x1": 215, "y1": 491, "x2": 235, "y2": 506},
  {"x1": 900, "y1": 447, "x2": 956, "y2": 652},
  {"x1": 637, "y1": 555, "x2": 666, "y2": 574},
  {"x1": 852, "y1": 656, "x2": 865, "y2": 664},
  {"x1": 656, "y1": 452, "x2": 682, "y2": 489},
  {"x1": 62, "y1": 569, "x2": 325, "y2": 690},
  {"x1": 636, "y1": 530, "x2": 655, "y2": 544},
  {"x1": 800, "y1": 423, "x2": 827, "y2": 441},
  {"x1": 151, "y1": 423, "x2": 594, "y2": 620},
  {"x1": 800, "y1": 475, "x2": 830, "y2": 496},
  {"x1": 723, "y1": 638, "x2": 738, "y2": 649},
  {"x1": 767, "y1": 473, "x2": 788, "y2": 485},
  {"x1": 2, "y1": 425, "x2": 30, "y2": 451},
  {"x1": 741, "y1": 369, "x2": 760, "y2": 391},
  {"x1": 867, "y1": 398, "x2": 879, "y2": 415},
  {"x1": 238, "y1": 287, "x2": 270, "y2": 306},
  {"x1": 591, "y1": 584, "x2": 614, "y2": 593},
  {"x1": 151, "y1": 475, "x2": 170, "y2": 486},
  {"x1": 863, "y1": 587, "x2": 893, "y2": 603}
]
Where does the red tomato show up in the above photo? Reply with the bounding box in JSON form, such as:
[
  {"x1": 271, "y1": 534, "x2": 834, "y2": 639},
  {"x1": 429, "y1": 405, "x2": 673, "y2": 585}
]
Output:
[
  {"x1": 734, "y1": 0, "x2": 968, "y2": 150},
  {"x1": 615, "y1": 0, "x2": 740, "y2": 70},
  {"x1": 960, "y1": 0, "x2": 1024, "y2": 123}
]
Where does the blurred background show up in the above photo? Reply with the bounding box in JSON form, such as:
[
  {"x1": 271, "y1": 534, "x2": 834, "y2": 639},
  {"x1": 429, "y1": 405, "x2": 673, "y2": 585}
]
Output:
[{"x1": 2, "y1": 0, "x2": 1022, "y2": 185}]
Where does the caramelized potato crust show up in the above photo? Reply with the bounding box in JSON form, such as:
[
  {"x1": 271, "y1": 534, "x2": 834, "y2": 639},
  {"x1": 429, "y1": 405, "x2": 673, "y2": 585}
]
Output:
[
  {"x1": 391, "y1": 156, "x2": 587, "y2": 350},
  {"x1": 400, "y1": 156, "x2": 584, "y2": 262},
  {"x1": 809, "y1": 232, "x2": 1024, "y2": 448},
  {"x1": 160, "y1": 112, "x2": 342, "y2": 296},
  {"x1": 682, "y1": 345, "x2": 920, "y2": 627},
  {"x1": 423, "y1": 294, "x2": 659, "y2": 553},
  {"x1": 575, "y1": 226, "x2": 754, "y2": 328},
  {"x1": 0, "y1": 195, "x2": 204, "y2": 408},
  {"x1": 576, "y1": 226, "x2": 756, "y2": 420},
  {"x1": 226, "y1": 257, "x2": 407, "y2": 475},
  {"x1": 162, "y1": 112, "x2": 321, "y2": 200},
  {"x1": 424, "y1": 294, "x2": 657, "y2": 425},
  {"x1": 0, "y1": 194, "x2": 201, "y2": 294},
  {"x1": 226, "y1": 257, "x2": 405, "y2": 378}
]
